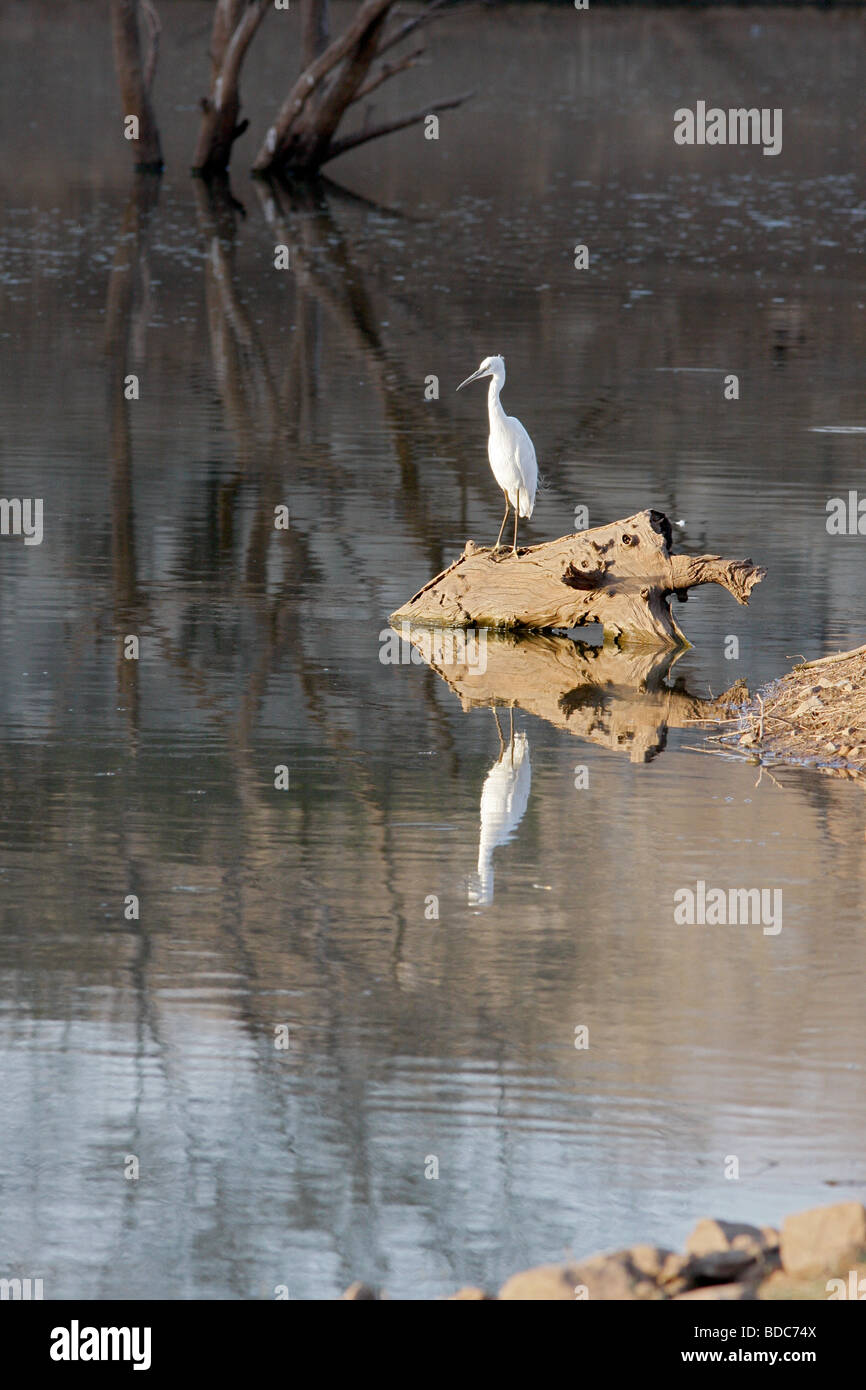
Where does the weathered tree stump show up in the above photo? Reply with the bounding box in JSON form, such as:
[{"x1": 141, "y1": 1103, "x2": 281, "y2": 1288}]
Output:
[{"x1": 391, "y1": 510, "x2": 766, "y2": 647}]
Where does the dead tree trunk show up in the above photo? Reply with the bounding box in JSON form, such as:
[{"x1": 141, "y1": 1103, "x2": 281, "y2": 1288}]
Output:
[
  {"x1": 191, "y1": 0, "x2": 268, "y2": 175},
  {"x1": 391, "y1": 510, "x2": 766, "y2": 647},
  {"x1": 252, "y1": 0, "x2": 471, "y2": 178},
  {"x1": 110, "y1": 0, "x2": 163, "y2": 171}
]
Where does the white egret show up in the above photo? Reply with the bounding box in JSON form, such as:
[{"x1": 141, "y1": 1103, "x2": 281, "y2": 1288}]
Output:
[
  {"x1": 456, "y1": 354, "x2": 538, "y2": 556},
  {"x1": 468, "y1": 710, "x2": 531, "y2": 908}
]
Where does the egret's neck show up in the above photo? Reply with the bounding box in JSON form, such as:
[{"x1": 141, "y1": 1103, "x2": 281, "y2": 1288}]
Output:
[
  {"x1": 487, "y1": 373, "x2": 506, "y2": 426},
  {"x1": 475, "y1": 852, "x2": 494, "y2": 906}
]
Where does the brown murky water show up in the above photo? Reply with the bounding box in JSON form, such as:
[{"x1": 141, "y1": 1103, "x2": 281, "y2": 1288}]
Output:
[{"x1": 0, "y1": 2, "x2": 864, "y2": 1298}]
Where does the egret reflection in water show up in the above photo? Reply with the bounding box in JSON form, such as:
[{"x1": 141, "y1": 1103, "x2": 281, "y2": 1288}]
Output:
[{"x1": 468, "y1": 709, "x2": 532, "y2": 908}]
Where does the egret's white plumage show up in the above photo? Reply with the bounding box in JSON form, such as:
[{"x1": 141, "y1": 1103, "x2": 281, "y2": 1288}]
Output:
[
  {"x1": 468, "y1": 717, "x2": 531, "y2": 908},
  {"x1": 457, "y1": 355, "x2": 538, "y2": 555}
]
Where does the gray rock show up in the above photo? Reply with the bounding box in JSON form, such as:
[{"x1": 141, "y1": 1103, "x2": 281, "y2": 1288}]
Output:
[{"x1": 683, "y1": 1248, "x2": 759, "y2": 1286}]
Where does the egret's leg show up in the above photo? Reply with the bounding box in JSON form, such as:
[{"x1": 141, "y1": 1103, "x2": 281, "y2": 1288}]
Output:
[
  {"x1": 494, "y1": 493, "x2": 510, "y2": 550},
  {"x1": 512, "y1": 489, "x2": 520, "y2": 555},
  {"x1": 492, "y1": 707, "x2": 505, "y2": 755}
]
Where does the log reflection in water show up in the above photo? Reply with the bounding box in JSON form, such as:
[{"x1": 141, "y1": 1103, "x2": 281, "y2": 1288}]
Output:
[{"x1": 403, "y1": 627, "x2": 748, "y2": 764}]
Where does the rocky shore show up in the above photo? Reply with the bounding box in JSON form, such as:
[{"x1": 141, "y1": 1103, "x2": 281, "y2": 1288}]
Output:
[{"x1": 342, "y1": 1201, "x2": 866, "y2": 1300}]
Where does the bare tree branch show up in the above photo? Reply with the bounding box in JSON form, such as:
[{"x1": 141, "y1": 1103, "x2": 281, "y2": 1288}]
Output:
[
  {"x1": 301, "y1": 0, "x2": 330, "y2": 69},
  {"x1": 377, "y1": 0, "x2": 451, "y2": 59},
  {"x1": 251, "y1": 0, "x2": 471, "y2": 178},
  {"x1": 110, "y1": 0, "x2": 163, "y2": 169},
  {"x1": 140, "y1": 0, "x2": 161, "y2": 93},
  {"x1": 324, "y1": 89, "x2": 473, "y2": 163},
  {"x1": 350, "y1": 45, "x2": 424, "y2": 105},
  {"x1": 251, "y1": 0, "x2": 394, "y2": 171},
  {"x1": 221, "y1": 0, "x2": 268, "y2": 95},
  {"x1": 193, "y1": 0, "x2": 268, "y2": 174},
  {"x1": 304, "y1": 6, "x2": 390, "y2": 146},
  {"x1": 213, "y1": 1, "x2": 246, "y2": 69}
]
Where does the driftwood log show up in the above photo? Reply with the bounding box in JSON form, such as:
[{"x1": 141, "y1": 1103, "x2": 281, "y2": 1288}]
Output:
[
  {"x1": 391, "y1": 510, "x2": 765, "y2": 646},
  {"x1": 400, "y1": 630, "x2": 748, "y2": 763}
]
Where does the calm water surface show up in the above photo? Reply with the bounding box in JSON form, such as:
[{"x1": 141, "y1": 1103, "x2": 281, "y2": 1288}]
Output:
[{"x1": 0, "y1": 3, "x2": 864, "y2": 1298}]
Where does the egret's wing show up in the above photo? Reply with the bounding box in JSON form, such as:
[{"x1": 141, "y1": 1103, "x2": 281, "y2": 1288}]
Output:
[{"x1": 505, "y1": 417, "x2": 538, "y2": 514}]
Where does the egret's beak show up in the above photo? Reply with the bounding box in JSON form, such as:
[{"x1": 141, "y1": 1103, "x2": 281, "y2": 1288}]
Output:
[{"x1": 456, "y1": 367, "x2": 488, "y2": 391}]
